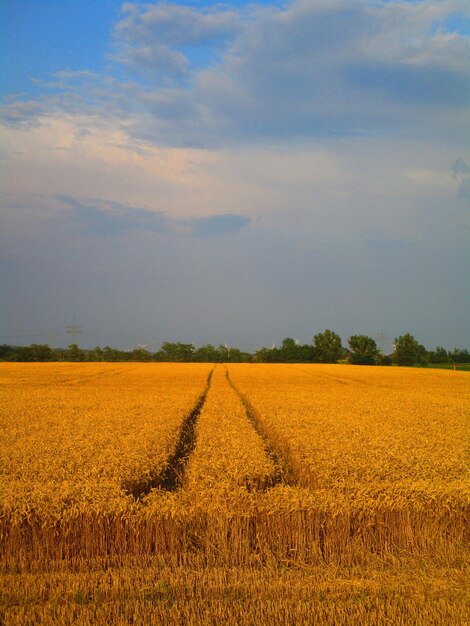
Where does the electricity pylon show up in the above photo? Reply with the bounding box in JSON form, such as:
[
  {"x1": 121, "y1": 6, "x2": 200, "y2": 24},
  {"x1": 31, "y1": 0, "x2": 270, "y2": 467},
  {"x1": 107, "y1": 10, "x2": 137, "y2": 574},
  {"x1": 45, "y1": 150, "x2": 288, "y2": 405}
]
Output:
[
  {"x1": 67, "y1": 319, "x2": 82, "y2": 346},
  {"x1": 376, "y1": 329, "x2": 389, "y2": 355}
]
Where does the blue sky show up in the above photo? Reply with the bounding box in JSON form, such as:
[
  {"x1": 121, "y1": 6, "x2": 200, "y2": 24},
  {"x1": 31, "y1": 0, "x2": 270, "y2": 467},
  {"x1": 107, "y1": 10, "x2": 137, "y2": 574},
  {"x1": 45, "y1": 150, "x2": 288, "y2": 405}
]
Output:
[
  {"x1": 1, "y1": 1, "x2": 119, "y2": 96},
  {"x1": 1, "y1": 1, "x2": 469, "y2": 351},
  {"x1": 0, "y1": 0, "x2": 286, "y2": 96}
]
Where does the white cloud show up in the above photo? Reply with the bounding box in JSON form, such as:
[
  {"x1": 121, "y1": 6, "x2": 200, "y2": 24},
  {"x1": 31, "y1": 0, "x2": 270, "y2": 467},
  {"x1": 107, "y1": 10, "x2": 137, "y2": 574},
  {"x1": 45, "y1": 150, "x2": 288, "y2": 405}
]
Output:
[
  {"x1": 114, "y1": 0, "x2": 469, "y2": 147},
  {"x1": 0, "y1": 113, "x2": 225, "y2": 218},
  {"x1": 3, "y1": 1, "x2": 468, "y2": 148},
  {"x1": 112, "y1": 1, "x2": 243, "y2": 84}
]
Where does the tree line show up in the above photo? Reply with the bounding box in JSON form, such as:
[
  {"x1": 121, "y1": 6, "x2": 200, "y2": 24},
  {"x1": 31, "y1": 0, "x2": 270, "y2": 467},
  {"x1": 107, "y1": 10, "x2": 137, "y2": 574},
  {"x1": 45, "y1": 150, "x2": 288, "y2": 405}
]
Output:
[{"x1": 0, "y1": 331, "x2": 468, "y2": 366}]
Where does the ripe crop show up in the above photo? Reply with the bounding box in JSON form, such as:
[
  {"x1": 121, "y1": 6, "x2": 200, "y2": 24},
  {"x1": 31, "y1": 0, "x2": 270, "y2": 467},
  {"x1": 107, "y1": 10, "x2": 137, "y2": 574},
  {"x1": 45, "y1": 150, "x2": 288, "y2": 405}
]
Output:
[
  {"x1": 184, "y1": 366, "x2": 277, "y2": 495},
  {"x1": 1, "y1": 363, "x2": 212, "y2": 521},
  {"x1": 1, "y1": 362, "x2": 468, "y2": 625}
]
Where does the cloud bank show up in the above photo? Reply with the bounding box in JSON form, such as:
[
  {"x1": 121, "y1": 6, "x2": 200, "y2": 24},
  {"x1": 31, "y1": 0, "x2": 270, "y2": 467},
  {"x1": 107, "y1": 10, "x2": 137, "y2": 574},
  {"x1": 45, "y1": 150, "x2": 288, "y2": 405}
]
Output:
[{"x1": 2, "y1": 0, "x2": 469, "y2": 147}]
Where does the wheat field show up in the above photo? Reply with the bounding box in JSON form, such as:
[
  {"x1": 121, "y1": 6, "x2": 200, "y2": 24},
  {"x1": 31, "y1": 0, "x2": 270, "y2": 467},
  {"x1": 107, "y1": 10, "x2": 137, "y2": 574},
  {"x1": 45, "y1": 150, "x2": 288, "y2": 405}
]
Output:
[{"x1": 1, "y1": 362, "x2": 468, "y2": 625}]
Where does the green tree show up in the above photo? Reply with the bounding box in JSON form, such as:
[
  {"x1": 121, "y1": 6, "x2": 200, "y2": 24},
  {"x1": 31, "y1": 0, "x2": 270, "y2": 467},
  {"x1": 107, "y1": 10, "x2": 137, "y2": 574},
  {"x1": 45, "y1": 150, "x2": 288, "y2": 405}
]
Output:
[
  {"x1": 227, "y1": 348, "x2": 252, "y2": 362},
  {"x1": 429, "y1": 346, "x2": 449, "y2": 363},
  {"x1": 299, "y1": 344, "x2": 316, "y2": 362},
  {"x1": 313, "y1": 329, "x2": 343, "y2": 363},
  {"x1": 254, "y1": 347, "x2": 278, "y2": 363},
  {"x1": 5, "y1": 344, "x2": 53, "y2": 362},
  {"x1": 417, "y1": 343, "x2": 429, "y2": 366},
  {"x1": 159, "y1": 342, "x2": 195, "y2": 362},
  {"x1": 376, "y1": 354, "x2": 393, "y2": 366},
  {"x1": 194, "y1": 344, "x2": 221, "y2": 362},
  {"x1": 392, "y1": 333, "x2": 421, "y2": 366},
  {"x1": 29, "y1": 344, "x2": 54, "y2": 361},
  {"x1": 279, "y1": 338, "x2": 299, "y2": 362},
  {"x1": 68, "y1": 344, "x2": 84, "y2": 362},
  {"x1": 129, "y1": 347, "x2": 151, "y2": 362},
  {"x1": 92, "y1": 346, "x2": 104, "y2": 361},
  {"x1": 101, "y1": 346, "x2": 124, "y2": 361},
  {"x1": 0, "y1": 345, "x2": 14, "y2": 360},
  {"x1": 277, "y1": 338, "x2": 315, "y2": 363},
  {"x1": 348, "y1": 335, "x2": 379, "y2": 365},
  {"x1": 216, "y1": 344, "x2": 251, "y2": 362},
  {"x1": 449, "y1": 348, "x2": 470, "y2": 363}
]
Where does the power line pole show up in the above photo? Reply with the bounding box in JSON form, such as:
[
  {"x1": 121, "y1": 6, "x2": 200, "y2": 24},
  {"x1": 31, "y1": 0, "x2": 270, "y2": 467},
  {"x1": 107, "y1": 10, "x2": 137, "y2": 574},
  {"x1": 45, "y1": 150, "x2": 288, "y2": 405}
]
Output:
[
  {"x1": 67, "y1": 319, "x2": 82, "y2": 346},
  {"x1": 376, "y1": 329, "x2": 389, "y2": 355}
]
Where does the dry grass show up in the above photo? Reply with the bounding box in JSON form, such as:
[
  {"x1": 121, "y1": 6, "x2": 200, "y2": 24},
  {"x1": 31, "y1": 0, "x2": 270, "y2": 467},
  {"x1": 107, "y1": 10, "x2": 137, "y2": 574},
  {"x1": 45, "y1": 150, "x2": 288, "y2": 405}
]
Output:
[{"x1": 2, "y1": 559, "x2": 468, "y2": 626}]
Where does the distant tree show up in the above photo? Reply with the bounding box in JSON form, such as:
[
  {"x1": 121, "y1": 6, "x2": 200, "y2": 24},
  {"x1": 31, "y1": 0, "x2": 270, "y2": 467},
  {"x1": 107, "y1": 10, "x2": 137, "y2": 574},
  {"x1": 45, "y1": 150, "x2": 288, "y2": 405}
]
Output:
[
  {"x1": 254, "y1": 346, "x2": 280, "y2": 363},
  {"x1": 101, "y1": 346, "x2": 123, "y2": 362},
  {"x1": 281, "y1": 338, "x2": 296, "y2": 349},
  {"x1": 53, "y1": 347, "x2": 69, "y2": 362},
  {"x1": 449, "y1": 348, "x2": 470, "y2": 363},
  {"x1": 92, "y1": 346, "x2": 104, "y2": 361},
  {"x1": 279, "y1": 338, "x2": 300, "y2": 362},
  {"x1": 416, "y1": 344, "x2": 429, "y2": 366},
  {"x1": 159, "y1": 342, "x2": 195, "y2": 362},
  {"x1": 276, "y1": 338, "x2": 316, "y2": 363},
  {"x1": 68, "y1": 344, "x2": 84, "y2": 362},
  {"x1": 2, "y1": 344, "x2": 54, "y2": 362},
  {"x1": 216, "y1": 344, "x2": 251, "y2": 363},
  {"x1": 227, "y1": 347, "x2": 251, "y2": 362},
  {"x1": 216, "y1": 344, "x2": 230, "y2": 362},
  {"x1": 392, "y1": 333, "x2": 421, "y2": 366},
  {"x1": 0, "y1": 345, "x2": 14, "y2": 360},
  {"x1": 30, "y1": 344, "x2": 54, "y2": 361},
  {"x1": 5, "y1": 344, "x2": 53, "y2": 362},
  {"x1": 4, "y1": 346, "x2": 27, "y2": 362},
  {"x1": 429, "y1": 346, "x2": 449, "y2": 364},
  {"x1": 348, "y1": 335, "x2": 379, "y2": 365},
  {"x1": 299, "y1": 344, "x2": 317, "y2": 362},
  {"x1": 313, "y1": 329, "x2": 343, "y2": 363},
  {"x1": 194, "y1": 344, "x2": 222, "y2": 362},
  {"x1": 129, "y1": 347, "x2": 152, "y2": 362},
  {"x1": 376, "y1": 354, "x2": 393, "y2": 366}
]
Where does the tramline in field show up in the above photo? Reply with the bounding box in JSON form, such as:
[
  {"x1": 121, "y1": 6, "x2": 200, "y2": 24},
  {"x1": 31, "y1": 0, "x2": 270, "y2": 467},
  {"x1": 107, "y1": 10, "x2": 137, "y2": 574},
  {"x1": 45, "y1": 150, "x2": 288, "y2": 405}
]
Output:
[{"x1": 0, "y1": 362, "x2": 468, "y2": 625}]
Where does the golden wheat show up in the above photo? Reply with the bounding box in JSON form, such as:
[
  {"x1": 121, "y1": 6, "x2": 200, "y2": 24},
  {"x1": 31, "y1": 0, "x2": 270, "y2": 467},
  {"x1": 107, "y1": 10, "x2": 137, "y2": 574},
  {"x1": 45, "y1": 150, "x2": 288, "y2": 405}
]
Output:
[
  {"x1": 1, "y1": 362, "x2": 468, "y2": 625},
  {"x1": 0, "y1": 363, "x2": 212, "y2": 522},
  {"x1": 183, "y1": 365, "x2": 276, "y2": 495},
  {"x1": 226, "y1": 364, "x2": 469, "y2": 493}
]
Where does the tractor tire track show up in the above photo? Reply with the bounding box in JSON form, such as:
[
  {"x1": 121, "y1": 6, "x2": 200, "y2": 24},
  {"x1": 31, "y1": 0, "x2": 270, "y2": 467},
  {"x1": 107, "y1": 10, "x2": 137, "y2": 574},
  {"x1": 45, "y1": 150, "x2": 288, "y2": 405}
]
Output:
[
  {"x1": 159, "y1": 368, "x2": 214, "y2": 492},
  {"x1": 125, "y1": 368, "x2": 214, "y2": 499},
  {"x1": 224, "y1": 367, "x2": 296, "y2": 488}
]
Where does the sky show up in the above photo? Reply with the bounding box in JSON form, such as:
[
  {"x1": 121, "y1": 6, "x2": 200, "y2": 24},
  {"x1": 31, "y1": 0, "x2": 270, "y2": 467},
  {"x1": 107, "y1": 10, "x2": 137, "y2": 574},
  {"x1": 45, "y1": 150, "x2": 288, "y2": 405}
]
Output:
[{"x1": 1, "y1": 0, "x2": 469, "y2": 352}]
